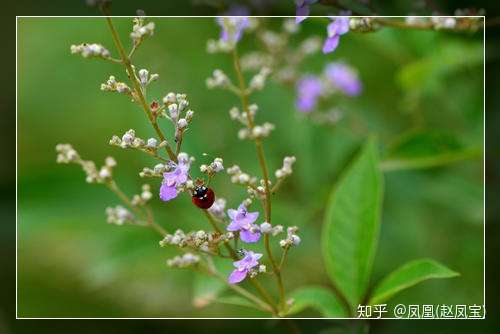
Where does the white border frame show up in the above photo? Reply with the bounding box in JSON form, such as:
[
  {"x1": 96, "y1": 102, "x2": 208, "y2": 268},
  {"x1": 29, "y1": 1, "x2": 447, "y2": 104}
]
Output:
[{"x1": 15, "y1": 15, "x2": 486, "y2": 320}]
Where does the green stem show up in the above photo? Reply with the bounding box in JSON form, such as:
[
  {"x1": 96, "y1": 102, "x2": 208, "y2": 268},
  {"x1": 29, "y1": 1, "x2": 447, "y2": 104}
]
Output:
[
  {"x1": 203, "y1": 210, "x2": 279, "y2": 315},
  {"x1": 103, "y1": 15, "x2": 177, "y2": 162},
  {"x1": 231, "y1": 46, "x2": 287, "y2": 312}
]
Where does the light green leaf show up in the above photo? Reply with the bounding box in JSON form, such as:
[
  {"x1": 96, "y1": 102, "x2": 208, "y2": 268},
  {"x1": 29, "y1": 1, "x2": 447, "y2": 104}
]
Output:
[
  {"x1": 287, "y1": 286, "x2": 348, "y2": 318},
  {"x1": 322, "y1": 138, "x2": 383, "y2": 311},
  {"x1": 381, "y1": 130, "x2": 482, "y2": 171},
  {"x1": 192, "y1": 272, "x2": 228, "y2": 308},
  {"x1": 368, "y1": 258, "x2": 459, "y2": 305}
]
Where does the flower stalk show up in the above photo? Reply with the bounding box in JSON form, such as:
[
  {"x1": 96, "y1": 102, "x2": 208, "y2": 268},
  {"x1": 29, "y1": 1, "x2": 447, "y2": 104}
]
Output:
[{"x1": 231, "y1": 46, "x2": 287, "y2": 312}]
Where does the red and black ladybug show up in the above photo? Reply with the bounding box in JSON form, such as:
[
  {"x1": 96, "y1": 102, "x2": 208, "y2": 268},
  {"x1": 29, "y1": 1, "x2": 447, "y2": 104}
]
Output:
[{"x1": 192, "y1": 185, "x2": 215, "y2": 209}]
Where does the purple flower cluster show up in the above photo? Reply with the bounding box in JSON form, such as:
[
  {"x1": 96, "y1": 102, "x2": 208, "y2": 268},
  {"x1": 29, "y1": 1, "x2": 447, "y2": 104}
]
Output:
[
  {"x1": 325, "y1": 62, "x2": 362, "y2": 96},
  {"x1": 295, "y1": 3, "x2": 351, "y2": 54},
  {"x1": 216, "y1": 6, "x2": 250, "y2": 45},
  {"x1": 323, "y1": 16, "x2": 350, "y2": 54},
  {"x1": 228, "y1": 250, "x2": 263, "y2": 284},
  {"x1": 296, "y1": 62, "x2": 362, "y2": 113},
  {"x1": 295, "y1": 75, "x2": 323, "y2": 113},
  {"x1": 227, "y1": 203, "x2": 261, "y2": 243},
  {"x1": 295, "y1": 0, "x2": 317, "y2": 24},
  {"x1": 159, "y1": 160, "x2": 190, "y2": 202}
]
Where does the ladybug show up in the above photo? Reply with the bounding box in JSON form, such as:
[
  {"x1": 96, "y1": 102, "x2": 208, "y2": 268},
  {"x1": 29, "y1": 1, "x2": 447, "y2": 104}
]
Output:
[{"x1": 192, "y1": 185, "x2": 215, "y2": 209}]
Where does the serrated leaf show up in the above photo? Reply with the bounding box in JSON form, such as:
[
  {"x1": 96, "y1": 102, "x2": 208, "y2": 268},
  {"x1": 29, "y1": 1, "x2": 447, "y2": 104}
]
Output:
[
  {"x1": 368, "y1": 258, "x2": 459, "y2": 305},
  {"x1": 381, "y1": 130, "x2": 481, "y2": 171},
  {"x1": 322, "y1": 138, "x2": 383, "y2": 311},
  {"x1": 287, "y1": 286, "x2": 348, "y2": 318}
]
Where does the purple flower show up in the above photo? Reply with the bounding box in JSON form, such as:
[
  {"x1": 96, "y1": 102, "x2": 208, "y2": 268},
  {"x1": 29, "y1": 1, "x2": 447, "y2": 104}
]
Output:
[
  {"x1": 228, "y1": 250, "x2": 263, "y2": 284},
  {"x1": 324, "y1": 62, "x2": 362, "y2": 96},
  {"x1": 296, "y1": 75, "x2": 323, "y2": 113},
  {"x1": 227, "y1": 204, "x2": 261, "y2": 243},
  {"x1": 295, "y1": 0, "x2": 317, "y2": 24},
  {"x1": 159, "y1": 160, "x2": 190, "y2": 202},
  {"x1": 323, "y1": 16, "x2": 350, "y2": 54},
  {"x1": 216, "y1": 6, "x2": 250, "y2": 45}
]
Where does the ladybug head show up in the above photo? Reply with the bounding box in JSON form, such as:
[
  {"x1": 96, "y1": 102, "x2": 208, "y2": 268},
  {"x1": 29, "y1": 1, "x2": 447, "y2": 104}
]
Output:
[{"x1": 192, "y1": 185, "x2": 208, "y2": 198}]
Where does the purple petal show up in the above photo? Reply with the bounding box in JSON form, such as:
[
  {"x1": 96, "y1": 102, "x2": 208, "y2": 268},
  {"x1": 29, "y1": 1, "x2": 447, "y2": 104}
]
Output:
[
  {"x1": 336, "y1": 17, "x2": 350, "y2": 35},
  {"x1": 159, "y1": 183, "x2": 177, "y2": 201},
  {"x1": 227, "y1": 220, "x2": 241, "y2": 232},
  {"x1": 295, "y1": 4, "x2": 309, "y2": 24},
  {"x1": 228, "y1": 269, "x2": 248, "y2": 284},
  {"x1": 240, "y1": 230, "x2": 261, "y2": 243},
  {"x1": 240, "y1": 211, "x2": 259, "y2": 225},
  {"x1": 227, "y1": 209, "x2": 238, "y2": 220},
  {"x1": 237, "y1": 203, "x2": 247, "y2": 213},
  {"x1": 322, "y1": 35, "x2": 340, "y2": 54}
]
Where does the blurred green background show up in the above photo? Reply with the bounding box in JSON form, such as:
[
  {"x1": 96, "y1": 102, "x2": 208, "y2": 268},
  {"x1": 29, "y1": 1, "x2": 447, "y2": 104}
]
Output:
[{"x1": 17, "y1": 16, "x2": 483, "y2": 322}]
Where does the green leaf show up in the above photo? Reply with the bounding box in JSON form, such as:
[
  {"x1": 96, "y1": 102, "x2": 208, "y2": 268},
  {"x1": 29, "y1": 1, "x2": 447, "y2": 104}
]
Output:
[
  {"x1": 381, "y1": 130, "x2": 481, "y2": 171},
  {"x1": 192, "y1": 272, "x2": 228, "y2": 308},
  {"x1": 368, "y1": 258, "x2": 459, "y2": 305},
  {"x1": 287, "y1": 286, "x2": 348, "y2": 317},
  {"x1": 322, "y1": 138, "x2": 383, "y2": 311}
]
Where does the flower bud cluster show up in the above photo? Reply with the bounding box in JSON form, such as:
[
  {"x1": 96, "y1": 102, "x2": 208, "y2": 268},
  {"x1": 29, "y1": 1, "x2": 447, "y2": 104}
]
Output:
[
  {"x1": 259, "y1": 222, "x2": 284, "y2": 237},
  {"x1": 260, "y1": 31, "x2": 288, "y2": 52},
  {"x1": 206, "y1": 69, "x2": 233, "y2": 89},
  {"x1": 139, "y1": 163, "x2": 173, "y2": 178},
  {"x1": 249, "y1": 67, "x2": 272, "y2": 91},
  {"x1": 100, "y1": 76, "x2": 131, "y2": 95},
  {"x1": 160, "y1": 229, "x2": 235, "y2": 252},
  {"x1": 130, "y1": 17, "x2": 155, "y2": 44},
  {"x1": 137, "y1": 68, "x2": 159, "y2": 87},
  {"x1": 299, "y1": 36, "x2": 322, "y2": 55},
  {"x1": 246, "y1": 179, "x2": 271, "y2": 200},
  {"x1": 109, "y1": 129, "x2": 169, "y2": 158},
  {"x1": 275, "y1": 156, "x2": 296, "y2": 179},
  {"x1": 349, "y1": 17, "x2": 380, "y2": 32},
  {"x1": 279, "y1": 226, "x2": 301, "y2": 248},
  {"x1": 238, "y1": 122, "x2": 275, "y2": 140},
  {"x1": 431, "y1": 17, "x2": 457, "y2": 30},
  {"x1": 248, "y1": 263, "x2": 267, "y2": 278},
  {"x1": 56, "y1": 143, "x2": 80, "y2": 164},
  {"x1": 161, "y1": 92, "x2": 194, "y2": 139},
  {"x1": 240, "y1": 52, "x2": 274, "y2": 72},
  {"x1": 105, "y1": 205, "x2": 134, "y2": 225},
  {"x1": 166, "y1": 253, "x2": 200, "y2": 268},
  {"x1": 207, "y1": 198, "x2": 226, "y2": 219},
  {"x1": 70, "y1": 43, "x2": 111, "y2": 59},
  {"x1": 200, "y1": 157, "x2": 224, "y2": 177},
  {"x1": 227, "y1": 165, "x2": 257, "y2": 186},
  {"x1": 56, "y1": 144, "x2": 117, "y2": 184},
  {"x1": 229, "y1": 104, "x2": 258, "y2": 126},
  {"x1": 206, "y1": 38, "x2": 234, "y2": 53},
  {"x1": 131, "y1": 184, "x2": 153, "y2": 206}
]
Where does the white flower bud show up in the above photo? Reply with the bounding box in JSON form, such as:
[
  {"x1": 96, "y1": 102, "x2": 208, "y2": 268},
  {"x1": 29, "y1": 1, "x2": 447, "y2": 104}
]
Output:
[
  {"x1": 260, "y1": 222, "x2": 272, "y2": 234},
  {"x1": 291, "y1": 235, "x2": 301, "y2": 246},
  {"x1": 163, "y1": 92, "x2": 176, "y2": 104},
  {"x1": 177, "y1": 118, "x2": 188, "y2": 129},
  {"x1": 138, "y1": 69, "x2": 149, "y2": 85},
  {"x1": 147, "y1": 138, "x2": 158, "y2": 148},
  {"x1": 105, "y1": 156, "x2": 117, "y2": 167}
]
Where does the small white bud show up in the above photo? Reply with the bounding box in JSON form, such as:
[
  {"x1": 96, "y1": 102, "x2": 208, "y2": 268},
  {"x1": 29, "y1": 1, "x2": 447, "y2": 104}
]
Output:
[
  {"x1": 138, "y1": 69, "x2": 149, "y2": 85},
  {"x1": 146, "y1": 138, "x2": 158, "y2": 148},
  {"x1": 177, "y1": 118, "x2": 188, "y2": 129},
  {"x1": 260, "y1": 222, "x2": 272, "y2": 234}
]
